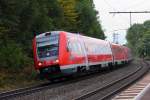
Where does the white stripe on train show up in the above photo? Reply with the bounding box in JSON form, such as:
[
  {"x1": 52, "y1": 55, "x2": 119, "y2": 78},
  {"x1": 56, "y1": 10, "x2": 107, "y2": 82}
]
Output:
[{"x1": 60, "y1": 59, "x2": 127, "y2": 70}]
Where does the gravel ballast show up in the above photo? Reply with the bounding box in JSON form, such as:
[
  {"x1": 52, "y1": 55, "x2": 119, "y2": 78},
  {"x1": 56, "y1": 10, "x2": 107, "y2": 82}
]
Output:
[{"x1": 11, "y1": 61, "x2": 141, "y2": 100}]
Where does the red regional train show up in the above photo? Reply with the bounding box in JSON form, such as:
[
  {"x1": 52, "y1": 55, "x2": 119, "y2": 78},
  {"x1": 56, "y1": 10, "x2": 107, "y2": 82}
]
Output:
[{"x1": 32, "y1": 31, "x2": 132, "y2": 80}]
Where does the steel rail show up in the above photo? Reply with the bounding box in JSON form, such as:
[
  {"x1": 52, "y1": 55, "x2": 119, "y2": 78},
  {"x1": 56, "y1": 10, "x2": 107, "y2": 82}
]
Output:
[
  {"x1": 101, "y1": 62, "x2": 149, "y2": 100},
  {"x1": 74, "y1": 62, "x2": 149, "y2": 100},
  {"x1": 0, "y1": 68, "x2": 114, "y2": 100},
  {"x1": 0, "y1": 82, "x2": 51, "y2": 100}
]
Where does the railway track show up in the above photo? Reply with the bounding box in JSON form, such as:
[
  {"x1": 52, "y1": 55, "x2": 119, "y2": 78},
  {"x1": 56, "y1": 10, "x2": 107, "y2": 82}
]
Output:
[
  {"x1": 0, "y1": 60, "x2": 148, "y2": 100},
  {"x1": 74, "y1": 61, "x2": 149, "y2": 100},
  {"x1": 0, "y1": 66, "x2": 118, "y2": 100},
  {"x1": 0, "y1": 82, "x2": 52, "y2": 100}
]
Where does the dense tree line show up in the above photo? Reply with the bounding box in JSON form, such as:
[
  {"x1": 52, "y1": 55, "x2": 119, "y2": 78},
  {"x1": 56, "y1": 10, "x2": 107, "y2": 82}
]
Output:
[
  {"x1": 126, "y1": 20, "x2": 150, "y2": 58},
  {"x1": 0, "y1": 0, "x2": 104, "y2": 70}
]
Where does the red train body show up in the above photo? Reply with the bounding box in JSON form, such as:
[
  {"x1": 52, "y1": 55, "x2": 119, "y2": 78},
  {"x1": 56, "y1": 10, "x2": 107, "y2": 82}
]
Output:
[{"x1": 32, "y1": 31, "x2": 132, "y2": 79}]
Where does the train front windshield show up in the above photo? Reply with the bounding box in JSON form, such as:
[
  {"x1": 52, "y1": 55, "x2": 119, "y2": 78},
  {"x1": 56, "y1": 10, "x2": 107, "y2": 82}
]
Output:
[{"x1": 36, "y1": 34, "x2": 59, "y2": 60}]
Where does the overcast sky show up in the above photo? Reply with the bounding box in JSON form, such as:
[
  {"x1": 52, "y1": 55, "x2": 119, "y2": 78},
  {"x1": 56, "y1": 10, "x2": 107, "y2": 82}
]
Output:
[{"x1": 93, "y1": 0, "x2": 150, "y2": 44}]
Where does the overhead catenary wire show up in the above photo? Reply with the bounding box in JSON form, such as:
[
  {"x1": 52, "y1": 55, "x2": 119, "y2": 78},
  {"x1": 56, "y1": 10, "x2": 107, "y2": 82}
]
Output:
[
  {"x1": 109, "y1": 11, "x2": 150, "y2": 27},
  {"x1": 102, "y1": 0, "x2": 131, "y2": 26}
]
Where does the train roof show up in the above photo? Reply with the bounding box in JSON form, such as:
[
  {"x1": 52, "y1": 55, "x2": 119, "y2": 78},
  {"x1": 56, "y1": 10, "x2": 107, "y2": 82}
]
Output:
[
  {"x1": 35, "y1": 31, "x2": 61, "y2": 38},
  {"x1": 35, "y1": 31, "x2": 127, "y2": 47}
]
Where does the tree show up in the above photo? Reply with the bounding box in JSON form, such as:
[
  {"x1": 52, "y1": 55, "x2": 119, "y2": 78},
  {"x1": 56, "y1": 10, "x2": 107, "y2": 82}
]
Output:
[
  {"x1": 76, "y1": 0, "x2": 104, "y2": 39},
  {"x1": 137, "y1": 32, "x2": 150, "y2": 57},
  {"x1": 126, "y1": 24, "x2": 146, "y2": 55},
  {"x1": 0, "y1": 40, "x2": 31, "y2": 71},
  {"x1": 126, "y1": 20, "x2": 150, "y2": 58},
  {"x1": 143, "y1": 20, "x2": 150, "y2": 29},
  {"x1": 47, "y1": 0, "x2": 63, "y2": 30},
  {"x1": 0, "y1": 0, "x2": 105, "y2": 70},
  {"x1": 57, "y1": 0, "x2": 78, "y2": 31}
]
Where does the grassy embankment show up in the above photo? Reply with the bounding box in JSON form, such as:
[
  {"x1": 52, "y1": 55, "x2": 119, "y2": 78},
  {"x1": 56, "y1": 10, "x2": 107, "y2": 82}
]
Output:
[{"x1": 0, "y1": 66, "x2": 45, "y2": 92}]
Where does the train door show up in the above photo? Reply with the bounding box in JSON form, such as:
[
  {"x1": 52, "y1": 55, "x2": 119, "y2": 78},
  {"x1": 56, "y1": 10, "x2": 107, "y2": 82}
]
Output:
[{"x1": 77, "y1": 35, "x2": 89, "y2": 70}]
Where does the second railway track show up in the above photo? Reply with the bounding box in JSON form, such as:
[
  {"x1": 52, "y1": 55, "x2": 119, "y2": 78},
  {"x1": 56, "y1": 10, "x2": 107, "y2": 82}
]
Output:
[{"x1": 74, "y1": 60, "x2": 149, "y2": 100}]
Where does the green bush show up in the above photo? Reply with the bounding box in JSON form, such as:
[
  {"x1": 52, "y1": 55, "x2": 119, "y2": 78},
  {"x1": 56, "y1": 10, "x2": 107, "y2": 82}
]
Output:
[{"x1": 0, "y1": 40, "x2": 32, "y2": 71}]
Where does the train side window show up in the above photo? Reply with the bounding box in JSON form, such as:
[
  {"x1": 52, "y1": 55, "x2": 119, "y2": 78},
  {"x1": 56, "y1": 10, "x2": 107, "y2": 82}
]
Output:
[
  {"x1": 85, "y1": 43, "x2": 89, "y2": 53},
  {"x1": 67, "y1": 41, "x2": 70, "y2": 52},
  {"x1": 67, "y1": 40, "x2": 73, "y2": 52},
  {"x1": 96, "y1": 45, "x2": 99, "y2": 54},
  {"x1": 93, "y1": 44, "x2": 97, "y2": 54},
  {"x1": 74, "y1": 43, "x2": 77, "y2": 53},
  {"x1": 97, "y1": 44, "x2": 101, "y2": 54},
  {"x1": 76, "y1": 42, "x2": 83, "y2": 55},
  {"x1": 71, "y1": 42, "x2": 77, "y2": 54}
]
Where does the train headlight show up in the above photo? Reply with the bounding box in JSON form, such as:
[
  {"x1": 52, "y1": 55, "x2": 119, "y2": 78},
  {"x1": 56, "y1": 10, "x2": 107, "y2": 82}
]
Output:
[
  {"x1": 38, "y1": 62, "x2": 42, "y2": 66},
  {"x1": 55, "y1": 59, "x2": 59, "y2": 63}
]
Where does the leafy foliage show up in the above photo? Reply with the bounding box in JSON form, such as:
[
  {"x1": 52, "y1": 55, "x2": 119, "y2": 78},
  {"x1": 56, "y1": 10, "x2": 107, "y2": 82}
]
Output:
[
  {"x1": 137, "y1": 32, "x2": 150, "y2": 57},
  {"x1": 0, "y1": 40, "x2": 31, "y2": 71},
  {"x1": 126, "y1": 20, "x2": 150, "y2": 58},
  {"x1": 0, "y1": 0, "x2": 104, "y2": 70},
  {"x1": 58, "y1": 0, "x2": 78, "y2": 31},
  {"x1": 76, "y1": 0, "x2": 105, "y2": 39}
]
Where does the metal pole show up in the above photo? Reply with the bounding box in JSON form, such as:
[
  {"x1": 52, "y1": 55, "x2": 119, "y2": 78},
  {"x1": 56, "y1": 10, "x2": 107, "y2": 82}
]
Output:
[{"x1": 130, "y1": 12, "x2": 132, "y2": 27}]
